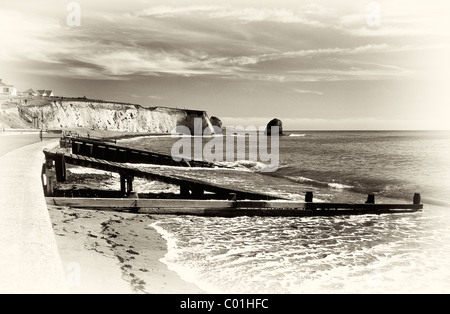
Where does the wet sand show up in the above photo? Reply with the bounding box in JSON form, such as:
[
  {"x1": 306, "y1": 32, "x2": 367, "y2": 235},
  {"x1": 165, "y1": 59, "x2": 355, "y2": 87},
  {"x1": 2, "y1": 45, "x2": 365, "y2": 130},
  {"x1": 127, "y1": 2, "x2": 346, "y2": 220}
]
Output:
[{"x1": 48, "y1": 205, "x2": 205, "y2": 294}]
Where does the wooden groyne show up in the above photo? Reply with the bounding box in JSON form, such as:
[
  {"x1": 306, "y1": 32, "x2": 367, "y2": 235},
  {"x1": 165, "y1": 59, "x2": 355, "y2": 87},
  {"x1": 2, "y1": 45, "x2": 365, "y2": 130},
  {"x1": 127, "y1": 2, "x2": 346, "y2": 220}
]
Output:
[
  {"x1": 42, "y1": 137, "x2": 423, "y2": 218},
  {"x1": 45, "y1": 196, "x2": 423, "y2": 217}
]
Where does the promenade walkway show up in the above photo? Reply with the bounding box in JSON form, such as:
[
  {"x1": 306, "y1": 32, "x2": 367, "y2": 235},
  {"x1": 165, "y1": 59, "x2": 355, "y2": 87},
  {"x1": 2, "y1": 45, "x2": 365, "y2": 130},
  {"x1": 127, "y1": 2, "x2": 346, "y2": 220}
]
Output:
[{"x1": 0, "y1": 136, "x2": 68, "y2": 293}]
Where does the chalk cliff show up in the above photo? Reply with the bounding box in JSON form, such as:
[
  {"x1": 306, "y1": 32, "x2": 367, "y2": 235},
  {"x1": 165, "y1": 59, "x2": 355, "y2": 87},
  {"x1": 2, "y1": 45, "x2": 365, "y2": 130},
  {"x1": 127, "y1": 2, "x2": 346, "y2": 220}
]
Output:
[{"x1": 0, "y1": 98, "x2": 215, "y2": 134}]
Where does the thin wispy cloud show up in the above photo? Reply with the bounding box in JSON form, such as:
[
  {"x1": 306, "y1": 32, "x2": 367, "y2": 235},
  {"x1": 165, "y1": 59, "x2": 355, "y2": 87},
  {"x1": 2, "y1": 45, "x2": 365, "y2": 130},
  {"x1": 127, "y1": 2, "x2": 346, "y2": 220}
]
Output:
[
  {"x1": 137, "y1": 5, "x2": 329, "y2": 27},
  {"x1": 148, "y1": 95, "x2": 163, "y2": 100},
  {"x1": 137, "y1": 5, "x2": 222, "y2": 18},
  {"x1": 292, "y1": 89, "x2": 324, "y2": 96}
]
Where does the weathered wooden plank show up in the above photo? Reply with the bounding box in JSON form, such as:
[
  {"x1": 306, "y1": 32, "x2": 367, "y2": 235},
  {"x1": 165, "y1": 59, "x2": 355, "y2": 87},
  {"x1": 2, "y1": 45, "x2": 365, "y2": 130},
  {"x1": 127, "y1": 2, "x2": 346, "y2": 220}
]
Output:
[
  {"x1": 64, "y1": 136, "x2": 223, "y2": 168},
  {"x1": 236, "y1": 201, "x2": 305, "y2": 209},
  {"x1": 77, "y1": 155, "x2": 88, "y2": 161},
  {"x1": 141, "y1": 207, "x2": 421, "y2": 217},
  {"x1": 46, "y1": 197, "x2": 422, "y2": 213},
  {"x1": 84, "y1": 156, "x2": 97, "y2": 163},
  {"x1": 47, "y1": 197, "x2": 135, "y2": 208},
  {"x1": 235, "y1": 200, "x2": 422, "y2": 211},
  {"x1": 46, "y1": 197, "x2": 234, "y2": 209},
  {"x1": 304, "y1": 203, "x2": 423, "y2": 210},
  {"x1": 50, "y1": 205, "x2": 421, "y2": 217}
]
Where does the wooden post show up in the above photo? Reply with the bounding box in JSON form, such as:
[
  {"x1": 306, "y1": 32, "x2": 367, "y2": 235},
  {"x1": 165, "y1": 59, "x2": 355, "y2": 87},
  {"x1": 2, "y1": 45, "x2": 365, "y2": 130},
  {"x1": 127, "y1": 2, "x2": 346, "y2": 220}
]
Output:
[
  {"x1": 87, "y1": 143, "x2": 94, "y2": 155},
  {"x1": 191, "y1": 185, "x2": 204, "y2": 198},
  {"x1": 305, "y1": 191, "x2": 313, "y2": 202},
  {"x1": 127, "y1": 176, "x2": 134, "y2": 195},
  {"x1": 413, "y1": 193, "x2": 421, "y2": 205},
  {"x1": 365, "y1": 194, "x2": 375, "y2": 204},
  {"x1": 180, "y1": 184, "x2": 190, "y2": 198},
  {"x1": 55, "y1": 155, "x2": 66, "y2": 182},
  {"x1": 41, "y1": 163, "x2": 47, "y2": 193},
  {"x1": 44, "y1": 160, "x2": 56, "y2": 197},
  {"x1": 107, "y1": 148, "x2": 118, "y2": 162},
  {"x1": 120, "y1": 174, "x2": 126, "y2": 195},
  {"x1": 98, "y1": 145, "x2": 106, "y2": 159}
]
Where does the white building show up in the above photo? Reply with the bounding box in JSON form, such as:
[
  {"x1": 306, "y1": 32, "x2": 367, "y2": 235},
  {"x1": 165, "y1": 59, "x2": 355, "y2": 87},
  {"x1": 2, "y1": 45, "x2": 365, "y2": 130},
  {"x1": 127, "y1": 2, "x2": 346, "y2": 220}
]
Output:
[{"x1": 0, "y1": 79, "x2": 17, "y2": 97}]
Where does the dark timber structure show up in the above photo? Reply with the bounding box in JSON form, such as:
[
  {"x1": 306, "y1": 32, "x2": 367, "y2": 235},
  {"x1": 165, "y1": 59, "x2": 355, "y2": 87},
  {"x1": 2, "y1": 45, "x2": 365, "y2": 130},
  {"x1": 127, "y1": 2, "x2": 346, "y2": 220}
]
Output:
[
  {"x1": 42, "y1": 148, "x2": 279, "y2": 201},
  {"x1": 45, "y1": 197, "x2": 423, "y2": 217},
  {"x1": 43, "y1": 137, "x2": 423, "y2": 217},
  {"x1": 63, "y1": 136, "x2": 223, "y2": 168}
]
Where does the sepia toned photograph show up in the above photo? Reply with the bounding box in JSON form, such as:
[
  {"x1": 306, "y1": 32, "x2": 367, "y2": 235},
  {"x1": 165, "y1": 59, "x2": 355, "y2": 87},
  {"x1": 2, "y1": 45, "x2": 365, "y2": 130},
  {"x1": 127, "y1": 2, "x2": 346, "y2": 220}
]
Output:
[{"x1": 1, "y1": 0, "x2": 449, "y2": 298}]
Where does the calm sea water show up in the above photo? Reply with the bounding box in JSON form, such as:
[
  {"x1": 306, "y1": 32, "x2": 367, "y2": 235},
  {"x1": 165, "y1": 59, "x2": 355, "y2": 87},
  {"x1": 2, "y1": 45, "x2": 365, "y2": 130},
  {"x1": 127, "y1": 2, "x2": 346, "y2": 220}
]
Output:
[{"x1": 124, "y1": 131, "x2": 450, "y2": 293}]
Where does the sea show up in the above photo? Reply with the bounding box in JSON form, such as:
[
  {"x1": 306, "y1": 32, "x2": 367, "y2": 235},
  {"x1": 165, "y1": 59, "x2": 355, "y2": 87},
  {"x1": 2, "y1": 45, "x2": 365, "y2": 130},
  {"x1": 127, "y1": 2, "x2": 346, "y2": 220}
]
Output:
[{"x1": 121, "y1": 130, "x2": 450, "y2": 293}]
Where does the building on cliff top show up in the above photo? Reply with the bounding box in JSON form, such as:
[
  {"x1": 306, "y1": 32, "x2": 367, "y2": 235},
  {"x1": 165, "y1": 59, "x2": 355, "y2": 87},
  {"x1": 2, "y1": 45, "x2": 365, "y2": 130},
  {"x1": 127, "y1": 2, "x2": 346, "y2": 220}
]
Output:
[
  {"x1": 0, "y1": 79, "x2": 17, "y2": 97},
  {"x1": 22, "y1": 88, "x2": 38, "y2": 97},
  {"x1": 37, "y1": 90, "x2": 54, "y2": 97}
]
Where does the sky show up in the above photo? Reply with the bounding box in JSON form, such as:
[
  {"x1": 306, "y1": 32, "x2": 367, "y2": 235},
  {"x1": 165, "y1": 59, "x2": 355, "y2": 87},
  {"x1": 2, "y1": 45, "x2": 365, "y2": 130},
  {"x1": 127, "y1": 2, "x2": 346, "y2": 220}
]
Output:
[{"x1": 1, "y1": 0, "x2": 449, "y2": 130}]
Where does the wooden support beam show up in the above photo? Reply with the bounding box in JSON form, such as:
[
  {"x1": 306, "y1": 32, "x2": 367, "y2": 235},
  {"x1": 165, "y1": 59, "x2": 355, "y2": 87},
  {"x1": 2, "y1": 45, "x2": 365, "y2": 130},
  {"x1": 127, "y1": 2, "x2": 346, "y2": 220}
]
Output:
[
  {"x1": 86, "y1": 143, "x2": 94, "y2": 155},
  {"x1": 365, "y1": 194, "x2": 375, "y2": 204},
  {"x1": 45, "y1": 197, "x2": 423, "y2": 217},
  {"x1": 126, "y1": 175, "x2": 134, "y2": 196},
  {"x1": 180, "y1": 184, "x2": 190, "y2": 198},
  {"x1": 305, "y1": 191, "x2": 313, "y2": 203},
  {"x1": 44, "y1": 160, "x2": 56, "y2": 196},
  {"x1": 47, "y1": 198, "x2": 233, "y2": 209},
  {"x1": 413, "y1": 193, "x2": 421, "y2": 205},
  {"x1": 191, "y1": 185, "x2": 205, "y2": 198},
  {"x1": 63, "y1": 136, "x2": 223, "y2": 168},
  {"x1": 54, "y1": 155, "x2": 66, "y2": 182},
  {"x1": 120, "y1": 175, "x2": 126, "y2": 195}
]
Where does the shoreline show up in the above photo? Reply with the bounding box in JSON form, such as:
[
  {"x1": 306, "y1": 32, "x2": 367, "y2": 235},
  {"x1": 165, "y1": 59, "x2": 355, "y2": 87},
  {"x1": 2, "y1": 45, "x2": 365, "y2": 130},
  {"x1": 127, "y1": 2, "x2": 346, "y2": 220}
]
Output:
[{"x1": 48, "y1": 205, "x2": 206, "y2": 294}]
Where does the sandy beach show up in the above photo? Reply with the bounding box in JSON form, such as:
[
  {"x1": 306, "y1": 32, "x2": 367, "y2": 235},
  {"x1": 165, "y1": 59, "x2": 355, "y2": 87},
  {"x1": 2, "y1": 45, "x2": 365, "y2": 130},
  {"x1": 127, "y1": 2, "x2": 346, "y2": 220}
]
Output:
[
  {"x1": 48, "y1": 205, "x2": 205, "y2": 294},
  {"x1": 0, "y1": 130, "x2": 204, "y2": 294},
  {"x1": 33, "y1": 130, "x2": 205, "y2": 294}
]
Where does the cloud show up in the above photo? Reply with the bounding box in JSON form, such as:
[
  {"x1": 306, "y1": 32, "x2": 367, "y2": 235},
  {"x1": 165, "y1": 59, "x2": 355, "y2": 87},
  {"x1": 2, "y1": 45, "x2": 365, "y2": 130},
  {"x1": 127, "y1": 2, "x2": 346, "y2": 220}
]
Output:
[
  {"x1": 148, "y1": 95, "x2": 163, "y2": 100},
  {"x1": 137, "y1": 5, "x2": 222, "y2": 18},
  {"x1": 85, "y1": 42, "x2": 419, "y2": 81},
  {"x1": 0, "y1": 9, "x2": 64, "y2": 63},
  {"x1": 137, "y1": 5, "x2": 330, "y2": 27},
  {"x1": 215, "y1": 44, "x2": 391, "y2": 67},
  {"x1": 292, "y1": 89, "x2": 324, "y2": 96},
  {"x1": 1, "y1": 1, "x2": 444, "y2": 84},
  {"x1": 79, "y1": 50, "x2": 191, "y2": 76}
]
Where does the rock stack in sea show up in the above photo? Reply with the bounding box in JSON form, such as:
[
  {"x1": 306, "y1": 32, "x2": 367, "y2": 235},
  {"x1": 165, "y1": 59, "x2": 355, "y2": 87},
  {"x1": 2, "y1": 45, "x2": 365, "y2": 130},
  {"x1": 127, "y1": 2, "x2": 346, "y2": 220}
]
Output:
[{"x1": 265, "y1": 118, "x2": 283, "y2": 135}]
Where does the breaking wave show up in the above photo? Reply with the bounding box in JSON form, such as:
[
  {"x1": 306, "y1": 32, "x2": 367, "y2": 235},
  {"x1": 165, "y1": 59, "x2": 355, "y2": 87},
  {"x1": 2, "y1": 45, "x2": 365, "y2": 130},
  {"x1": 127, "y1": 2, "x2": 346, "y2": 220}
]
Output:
[
  {"x1": 288, "y1": 134, "x2": 306, "y2": 137},
  {"x1": 286, "y1": 176, "x2": 354, "y2": 190}
]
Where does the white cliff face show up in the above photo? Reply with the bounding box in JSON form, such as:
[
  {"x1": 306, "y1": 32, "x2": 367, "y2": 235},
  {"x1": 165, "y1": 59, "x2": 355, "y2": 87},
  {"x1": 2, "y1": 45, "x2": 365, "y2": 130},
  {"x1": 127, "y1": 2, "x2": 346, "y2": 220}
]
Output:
[{"x1": 18, "y1": 101, "x2": 215, "y2": 134}]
